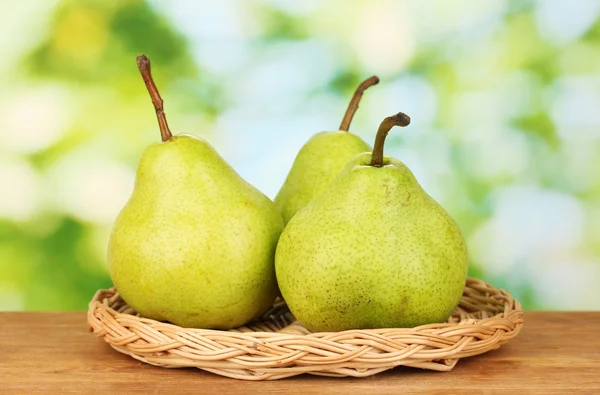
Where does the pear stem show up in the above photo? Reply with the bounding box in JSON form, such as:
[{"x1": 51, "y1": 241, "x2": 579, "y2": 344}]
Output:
[
  {"x1": 370, "y1": 112, "x2": 411, "y2": 167},
  {"x1": 136, "y1": 54, "x2": 173, "y2": 142},
  {"x1": 339, "y1": 76, "x2": 380, "y2": 131}
]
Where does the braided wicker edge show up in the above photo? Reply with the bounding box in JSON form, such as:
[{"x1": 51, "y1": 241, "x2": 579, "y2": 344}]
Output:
[{"x1": 87, "y1": 277, "x2": 524, "y2": 380}]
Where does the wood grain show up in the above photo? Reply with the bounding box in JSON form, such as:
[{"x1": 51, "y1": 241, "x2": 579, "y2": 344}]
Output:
[{"x1": 1, "y1": 312, "x2": 599, "y2": 394}]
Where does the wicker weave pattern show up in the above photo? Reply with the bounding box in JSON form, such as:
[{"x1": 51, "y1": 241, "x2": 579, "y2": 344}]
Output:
[{"x1": 87, "y1": 278, "x2": 523, "y2": 380}]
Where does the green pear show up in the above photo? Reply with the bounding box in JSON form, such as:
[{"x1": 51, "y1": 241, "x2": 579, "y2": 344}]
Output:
[
  {"x1": 274, "y1": 77, "x2": 379, "y2": 224},
  {"x1": 108, "y1": 55, "x2": 284, "y2": 329},
  {"x1": 275, "y1": 113, "x2": 468, "y2": 332}
]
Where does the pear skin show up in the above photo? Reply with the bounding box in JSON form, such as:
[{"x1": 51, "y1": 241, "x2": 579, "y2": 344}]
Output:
[
  {"x1": 108, "y1": 56, "x2": 284, "y2": 329},
  {"x1": 275, "y1": 131, "x2": 370, "y2": 224},
  {"x1": 275, "y1": 77, "x2": 379, "y2": 224},
  {"x1": 275, "y1": 113, "x2": 468, "y2": 332}
]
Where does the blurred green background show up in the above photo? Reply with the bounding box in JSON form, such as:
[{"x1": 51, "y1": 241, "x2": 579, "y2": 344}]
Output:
[{"x1": 1, "y1": 0, "x2": 599, "y2": 311}]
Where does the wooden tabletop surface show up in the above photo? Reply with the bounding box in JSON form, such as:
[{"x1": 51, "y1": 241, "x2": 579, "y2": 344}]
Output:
[{"x1": 1, "y1": 311, "x2": 599, "y2": 394}]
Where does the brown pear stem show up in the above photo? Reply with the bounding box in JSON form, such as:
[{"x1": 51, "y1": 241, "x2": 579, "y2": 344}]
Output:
[
  {"x1": 136, "y1": 54, "x2": 173, "y2": 142},
  {"x1": 339, "y1": 76, "x2": 380, "y2": 131},
  {"x1": 370, "y1": 112, "x2": 411, "y2": 167}
]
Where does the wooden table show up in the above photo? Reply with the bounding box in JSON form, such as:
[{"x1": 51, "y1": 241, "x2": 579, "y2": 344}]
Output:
[{"x1": 1, "y1": 312, "x2": 598, "y2": 394}]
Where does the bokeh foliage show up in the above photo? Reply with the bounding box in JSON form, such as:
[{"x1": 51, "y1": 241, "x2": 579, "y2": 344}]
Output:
[{"x1": 1, "y1": 0, "x2": 599, "y2": 311}]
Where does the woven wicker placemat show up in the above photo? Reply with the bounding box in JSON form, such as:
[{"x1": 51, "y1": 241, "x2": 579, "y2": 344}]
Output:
[{"x1": 87, "y1": 277, "x2": 523, "y2": 380}]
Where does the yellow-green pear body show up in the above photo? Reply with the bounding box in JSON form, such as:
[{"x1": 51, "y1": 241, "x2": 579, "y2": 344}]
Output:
[
  {"x1": 275, "y1": 153, "x2": 468, "y2": 332},
  {"x1": 108, "y1": 135, "x2": 284, "y2": 329},
  {"x1": 275, "y1": 131, "x2": 370, "y2": 224}
]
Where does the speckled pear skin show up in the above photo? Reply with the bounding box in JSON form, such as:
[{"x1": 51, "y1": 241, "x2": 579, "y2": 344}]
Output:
[
  {"x1": 108, "y1": 135, "x2": 284, "y2": 330},
  {"x1": 275, "y1": 152, "x2": 468, "y2": 332},
  {"x1": 274, "y1": 131, "x2": 371, "y2": 224}
]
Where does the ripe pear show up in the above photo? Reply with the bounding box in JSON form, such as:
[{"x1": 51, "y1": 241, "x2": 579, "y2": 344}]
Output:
[
  {"x1": 275, "y1": 113, "x2": 468, "y2": 332},
  {"x1": 108, "y1": 55, "x2": 284, "y2": 329},
  {"x1": 274, "y1": 77, "x2": 379, "y2": 224}
]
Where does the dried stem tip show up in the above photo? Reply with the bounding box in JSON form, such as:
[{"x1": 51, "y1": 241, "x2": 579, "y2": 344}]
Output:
[
  {"x1": 339, "y1": 76, "x2": 380, "y2": 131},
  {"x1": 136, "y1": 54, "x2": 173, "y2": 142},
  {"x1": 370, "y1": 112, "x2": 411, "y2": 167}
]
